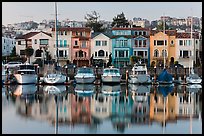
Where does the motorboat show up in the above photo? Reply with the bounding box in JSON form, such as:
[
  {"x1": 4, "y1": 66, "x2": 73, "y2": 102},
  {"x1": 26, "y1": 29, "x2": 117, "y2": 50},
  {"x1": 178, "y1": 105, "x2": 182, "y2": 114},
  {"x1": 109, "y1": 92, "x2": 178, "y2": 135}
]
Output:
[
  {"x1": 101, "y1": 66, "x2": 121, "y2": 84},
  {"x1": 186, "y1": 69, "x2": 202, "y2": 84},
  {"x1": 14, "y1": 63, "x2": 37, "y2": 84},
  {"x1": 43, "y1": 72, "x2": 67, "y2": 85},
  {"x1": 128, "y1": 61, "x2": 151, "y2": 84},
  {"x1": 74, "y1": 67, "x2": 95, "y2": 84}
]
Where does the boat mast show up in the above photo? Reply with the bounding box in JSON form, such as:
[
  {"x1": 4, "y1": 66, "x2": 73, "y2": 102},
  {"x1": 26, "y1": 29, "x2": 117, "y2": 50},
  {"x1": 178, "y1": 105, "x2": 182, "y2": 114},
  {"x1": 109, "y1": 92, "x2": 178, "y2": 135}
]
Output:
[
  {"x1": 163, "y1": 14, "x2": 166, "y2": 69},
  {"x1": 55, "y1": 2, "x2": 59, "y2": 66},
  {"x1": 189, "y1": 15, "x2": 193, "y2": 75}
]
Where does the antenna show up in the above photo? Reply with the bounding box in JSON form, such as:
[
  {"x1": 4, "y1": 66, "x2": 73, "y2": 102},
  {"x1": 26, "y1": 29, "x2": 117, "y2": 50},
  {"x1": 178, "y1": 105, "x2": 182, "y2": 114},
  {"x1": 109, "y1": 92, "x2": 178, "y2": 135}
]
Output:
[{"x1": 55, "y1": 2, "x2": 59, "y2": 65}]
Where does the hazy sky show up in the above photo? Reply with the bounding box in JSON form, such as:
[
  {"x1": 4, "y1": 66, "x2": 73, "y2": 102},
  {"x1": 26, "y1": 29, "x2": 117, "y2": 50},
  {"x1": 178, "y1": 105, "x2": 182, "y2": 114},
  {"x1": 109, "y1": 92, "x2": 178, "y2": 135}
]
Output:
[{"x1": 2, "y1": 2, "x2": 202, "y2": 25}]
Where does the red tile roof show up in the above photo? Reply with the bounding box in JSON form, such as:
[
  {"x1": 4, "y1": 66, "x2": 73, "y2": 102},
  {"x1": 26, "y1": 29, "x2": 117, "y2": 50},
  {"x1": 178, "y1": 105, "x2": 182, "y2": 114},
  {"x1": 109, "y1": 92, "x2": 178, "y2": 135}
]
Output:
[
  {"x1": 150, "y1": 30, "x2": 177, "y2": 36},
  {"x1": 15, "y1": 31, "x2": 52, "y2": 39},
  {"x1": 176, "y1": 32, "x2": 199, "y2": 39}
]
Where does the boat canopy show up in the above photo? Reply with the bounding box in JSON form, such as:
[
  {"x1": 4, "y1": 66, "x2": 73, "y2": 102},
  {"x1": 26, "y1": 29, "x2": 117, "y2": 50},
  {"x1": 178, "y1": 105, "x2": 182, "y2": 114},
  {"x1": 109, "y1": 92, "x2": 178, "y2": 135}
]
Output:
[{"x1": 158, "y1": 69, "x2": 173, "y2": 82}]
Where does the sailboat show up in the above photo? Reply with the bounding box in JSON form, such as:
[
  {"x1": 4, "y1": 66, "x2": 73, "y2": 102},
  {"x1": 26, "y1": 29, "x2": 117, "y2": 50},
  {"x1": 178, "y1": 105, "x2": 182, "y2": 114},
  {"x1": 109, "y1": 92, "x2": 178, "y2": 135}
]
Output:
[
  {"x1": 186, "y1": 16, "x2": 202, "y2": 84},
  {"x1": 43, "y1": 2, "x2": 67, "y2": 85},
  {"x1": 158, "y1": 16, "x2": 173, "y2": 84}
]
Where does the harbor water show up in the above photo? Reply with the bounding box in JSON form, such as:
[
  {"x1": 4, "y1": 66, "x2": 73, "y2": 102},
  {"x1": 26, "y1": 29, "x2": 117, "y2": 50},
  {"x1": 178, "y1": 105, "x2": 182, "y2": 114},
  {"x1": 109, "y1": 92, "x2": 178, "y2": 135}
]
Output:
[{"x1": 2, "y1": 83, "x2": 202, "y2": 134}]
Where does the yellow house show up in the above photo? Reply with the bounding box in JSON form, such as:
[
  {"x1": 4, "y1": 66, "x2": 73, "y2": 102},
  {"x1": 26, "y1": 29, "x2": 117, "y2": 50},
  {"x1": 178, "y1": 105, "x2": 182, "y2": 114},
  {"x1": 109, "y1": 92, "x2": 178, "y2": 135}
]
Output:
[{"x1": 150, "y1": 30, "x2": 177, "y2": 67}]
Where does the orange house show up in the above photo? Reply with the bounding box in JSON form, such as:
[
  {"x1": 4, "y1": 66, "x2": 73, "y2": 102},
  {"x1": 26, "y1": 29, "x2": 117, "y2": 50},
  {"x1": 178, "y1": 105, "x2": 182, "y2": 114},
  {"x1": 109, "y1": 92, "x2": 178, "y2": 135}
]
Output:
[{"x1": 150, "y1": 30, "x2": 177, "y2": 67}]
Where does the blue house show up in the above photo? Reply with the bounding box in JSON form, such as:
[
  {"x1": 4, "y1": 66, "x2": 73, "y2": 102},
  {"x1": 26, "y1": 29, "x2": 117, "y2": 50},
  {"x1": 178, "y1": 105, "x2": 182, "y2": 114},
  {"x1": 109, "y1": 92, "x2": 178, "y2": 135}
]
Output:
[{"x1": 111, "y1": 28, "x2": 133, "y2": 68}]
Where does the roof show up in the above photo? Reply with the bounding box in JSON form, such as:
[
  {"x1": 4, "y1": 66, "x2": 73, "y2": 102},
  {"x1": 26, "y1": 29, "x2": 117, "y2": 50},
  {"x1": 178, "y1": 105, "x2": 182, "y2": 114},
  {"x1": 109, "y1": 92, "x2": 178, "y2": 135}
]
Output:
[
  {"x1": 150, "y1": 30, "x2": 177, "y2": 36},
  {"x1": 176, "y1": 32, "x2": 199, "y2": 39},
  {"x1": 52, "y1": 27, "x2": 91, "y2": 32},
  {"x1": 112, "y1": 27, "x2": 149, "y2": 31},
  {"x1": 15, "y1": 31, "x2": 52, "y2": 39},
  {"x1": 91, "y1": 31, "x2": 113, "y2": 39}
]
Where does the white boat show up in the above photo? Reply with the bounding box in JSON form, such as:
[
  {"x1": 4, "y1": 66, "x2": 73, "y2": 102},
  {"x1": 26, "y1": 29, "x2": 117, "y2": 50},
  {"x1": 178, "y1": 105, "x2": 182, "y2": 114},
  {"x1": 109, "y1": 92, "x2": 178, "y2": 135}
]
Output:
[
  {"x1": 74, "y1": 67, "x2": 96, "y2": 84},
  {"x1": 101, "y1": 66, "x2": 121, "y2": 83},
  {"x1": 128, "y1": 61, "x2": 151, "y2": 84},
  {"x1": 186, "y1": 69, "x2": 202, "y2": 84},
  {"x1": 43, "y1": 72, "x2": 67, "y2": 84},
  {"x1": 14, "y1": 63, "x2": 37, "y2": 84},
  {"x1": 101, "y1": 84, "x2": 121, "y2": 95},
  {"x1": 128, "y1": 84, "x2": 151, "y2": 94},
  {"x1": 43, "y1": 85, "x2": 66, "y2": 95},
  {"x1": 2, "y1": 63, "x2": 8, "y2": 84},
  {"x1": 13, "y1": 84, "x2": 37, "y2": 96},
  {"x1": 74, "y1": 84, "x2": 95, "y2": 96}
]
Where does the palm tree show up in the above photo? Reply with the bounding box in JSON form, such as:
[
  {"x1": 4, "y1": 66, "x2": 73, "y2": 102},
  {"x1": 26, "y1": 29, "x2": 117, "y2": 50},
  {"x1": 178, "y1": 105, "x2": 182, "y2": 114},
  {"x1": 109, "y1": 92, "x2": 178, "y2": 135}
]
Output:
[{"x1": 25, "y1": 47, "x2": 34, "y2": 64}]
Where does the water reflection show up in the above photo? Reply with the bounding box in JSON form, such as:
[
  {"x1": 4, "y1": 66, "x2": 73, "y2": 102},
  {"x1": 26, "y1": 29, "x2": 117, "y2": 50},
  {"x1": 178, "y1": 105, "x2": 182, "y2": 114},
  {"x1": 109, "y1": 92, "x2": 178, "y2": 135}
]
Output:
[{"x1": 2, "y1": 84, "x2": 202, "y2": 134}]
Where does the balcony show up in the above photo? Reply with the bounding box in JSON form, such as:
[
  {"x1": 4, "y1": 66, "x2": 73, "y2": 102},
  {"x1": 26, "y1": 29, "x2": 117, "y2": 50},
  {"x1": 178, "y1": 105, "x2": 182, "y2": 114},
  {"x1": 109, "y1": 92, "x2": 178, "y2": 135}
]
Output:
[{"x1": 58, "y1": 56, "x2": 68, "y2": 60}]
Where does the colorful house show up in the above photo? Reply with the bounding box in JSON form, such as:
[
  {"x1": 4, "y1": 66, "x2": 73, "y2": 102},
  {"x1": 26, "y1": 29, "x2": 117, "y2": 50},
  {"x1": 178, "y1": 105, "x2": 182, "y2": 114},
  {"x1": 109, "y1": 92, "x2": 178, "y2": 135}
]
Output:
[
  {"x1": 70, "y1": 27, "x2": 91, "y2": 67},
  {"x1": 150, "y1": 30, "x2": 177, "y2": 67},
  {"x1": 111, "y1": 28, "x2": 133, "y2": 68}
]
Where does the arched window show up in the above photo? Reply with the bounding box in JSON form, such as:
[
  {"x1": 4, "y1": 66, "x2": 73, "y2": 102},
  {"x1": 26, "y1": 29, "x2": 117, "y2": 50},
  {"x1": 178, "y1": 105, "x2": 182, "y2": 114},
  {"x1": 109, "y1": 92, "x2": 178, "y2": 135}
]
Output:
[
  {"x1": 162, "y1": 49, "x2": 167, "y2": 57},
  {"x1": 98, "y1": 50, "x2": 105, "y2": 57},
  {"x1": 78, "y1": 50, "x2": 83, "y2": 57},
  {"x1": 154, "y1": 49, "x2": 159, "y2": 57},
  {"x1": 35, "y1": 49, "x2": 43, "y2": 57}
]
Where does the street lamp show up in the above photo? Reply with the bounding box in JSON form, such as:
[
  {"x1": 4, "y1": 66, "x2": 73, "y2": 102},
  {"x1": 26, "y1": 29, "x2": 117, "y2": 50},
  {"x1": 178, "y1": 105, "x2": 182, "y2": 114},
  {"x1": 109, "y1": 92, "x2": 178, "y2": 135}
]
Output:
[
  {"x1": 154, "y1": 66, "x2": 157, "y2": 82},
  {"x1": 175, "y1": 65, "x2": 177, "y2": 80}
]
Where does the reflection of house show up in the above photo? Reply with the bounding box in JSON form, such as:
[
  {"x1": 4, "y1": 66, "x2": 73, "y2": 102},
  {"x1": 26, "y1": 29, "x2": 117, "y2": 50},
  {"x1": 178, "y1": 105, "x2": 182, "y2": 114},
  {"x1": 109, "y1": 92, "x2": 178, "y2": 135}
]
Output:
[
  {"x1": 90, "y1": 93, "x2": 112, "y2": 120},
  {"x1": 91, "y1": 32, "x2": 112, "y2": 67},
  {"x1": 149, "y1": 90, "x2": 177, "y2": 125},
  {"x1": 15, "y1": 31, "x2": 52, "y2": 63},
  {"x1": 71, "y1": 95, "x2": 92, "y2": 125}
]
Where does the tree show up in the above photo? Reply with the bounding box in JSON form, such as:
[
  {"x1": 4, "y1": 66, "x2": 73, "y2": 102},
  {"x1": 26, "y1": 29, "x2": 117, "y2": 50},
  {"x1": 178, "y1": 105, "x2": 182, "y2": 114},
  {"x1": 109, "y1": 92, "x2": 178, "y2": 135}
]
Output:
[
  {"x1": 10, "y1": 46, "x2": 17, "y2": 57},
  {"x1": 25, "y1": 47, "x2": 34, "y2": 64},
  {"x1": 107, "y1": 53, "x2": 112, "y2": 67},
  {"x1": 157, "y1": 21, "x2": 169, "y2": 31},
  {"x1": 111, "y1": 12, "x2": 129, "y2": 28},
  {"x1": 85, "y1": 11, "x2": 105, "y2": 32}
]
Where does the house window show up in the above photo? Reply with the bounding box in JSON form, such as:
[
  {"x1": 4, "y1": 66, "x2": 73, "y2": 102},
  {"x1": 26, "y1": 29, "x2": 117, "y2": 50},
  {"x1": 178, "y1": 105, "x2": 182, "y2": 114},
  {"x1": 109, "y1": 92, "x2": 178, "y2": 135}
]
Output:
[
  {"x1": 126, "y1": 50, "x2": 128, "y2": 57},
  {"x1": 60, "y1": 40, "x2": 63, "y2": 47},
  {"x1": 39, "y1": 39, "x2": 48, "y2": 45},
  {"x1": 157, "y1": 40, "x2": 164, "y2": 45},
  {"x1": 139, "y1": 31, "x2": 142, "y2": 35},
  {"x1": 179, "y1": 40, "x2": 183, "y2": 46},
  {"x1": 106, "y1": 51, "x2": 108, "y2": 57},
  {"x1": 64, "y1": 50, "x2": 67, "y2": 57},
  {"x1": 154, "y1": 40, "x2": 156, "y2": 46},
  {"x1": 75, "y1": 41, "x2": 78, "y2": 45},
  {"x1": 143, "y1": 31, "x2": 146, "y2": 36},
  {"x1": 18, "y1": 41, "x2": 21, "y2": 45},
  {"x1": 138, "y1": 51, "x2": 144, "y2": 57},
  {"x1": 154, "y1": 49, "x2": 159, "y2": 57},
  {"x1": 65, "y1": 31, "x2": 67, "y2": 35},
  {"x1": 102, "y1": 41, "x2": 107, "y2": 46},
  {"x1": 134, "y1": 51, "x2": 136, "y2": 56},
  {"x1": 35, "y1": 39, "x2": 37, "y2": 44},
  {"x1": 59, "y1": 50, "x2": 63, "y2": 57},
  {"x1": 96, "y1": 41, "x2": 101, "y2": 46},
  {"x1": 64, "y1": 40, "x2": 67, "y2": 47},
  {"x1": 162, "y1": 49, "x2": 167, "y2": 57},
  {"x1": 95, "y1": 52, "x2": 97, "y2": 57},
  {"x1": 143, "y1": 40, "x2": 146, "y2": 47},
  {"x1": 183, "y1": 51, "x2": 189, "y2": 58},
  {"x1": 119, "y1": 50, "x2": 125, "y2": 57},
  {"x1": 115, "y1": 50, "x2": 118, "y2": 57},
  {"x1": 124, "y1": 40, "x2": 128, "y2": 46},
  {"x1": 76, "y1": 32, "x2": 78, "y2": 36},
  {"x1": 135, "y1": 40, "x2": 138, "y2": 46},
  {"x1": 98, "y1": 50, "x2": 105, "y2": 57},
  {"x1": 82, "y1": 41, "x2": 86, "y2": 48},
  {"x1": 180, "y1": 50, "x2": 182, "y2": 57},
  {"x1": 170, "y1": 40, "x2": 174, "y2": 45},
  {"x1": 61, "y1": 31, "x2": 63, "y2": 35}
]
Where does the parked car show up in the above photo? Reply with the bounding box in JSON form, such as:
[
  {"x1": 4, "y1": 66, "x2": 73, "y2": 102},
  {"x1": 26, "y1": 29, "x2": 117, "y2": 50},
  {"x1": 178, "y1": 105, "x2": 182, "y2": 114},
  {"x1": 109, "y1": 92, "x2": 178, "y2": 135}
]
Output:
[{"x1": 4, "y1": 61, "x2": 23, "y2": 68}]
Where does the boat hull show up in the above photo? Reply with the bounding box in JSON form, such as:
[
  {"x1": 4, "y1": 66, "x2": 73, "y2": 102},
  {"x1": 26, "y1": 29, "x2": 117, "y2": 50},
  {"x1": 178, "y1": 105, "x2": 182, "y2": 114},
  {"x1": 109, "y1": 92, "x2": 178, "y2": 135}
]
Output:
[
  {"x1": 186, "y1": 78, "x2": 202, "y2": 84},
  {"x1": 128, "y1": 75, "x2": 151, "y2": 84},
  {"x1": 43, "y1": 74, "x2": 67, "y2": 84},
  {"x1": 75, "y1": 77, "x2": 95, "y2": 84},
  {"x1": 14, "y1": 74, "x2": 37, "y2": 84},
  {"x1": 102, "y1": 76, "x2": 121, "y2": 83}
]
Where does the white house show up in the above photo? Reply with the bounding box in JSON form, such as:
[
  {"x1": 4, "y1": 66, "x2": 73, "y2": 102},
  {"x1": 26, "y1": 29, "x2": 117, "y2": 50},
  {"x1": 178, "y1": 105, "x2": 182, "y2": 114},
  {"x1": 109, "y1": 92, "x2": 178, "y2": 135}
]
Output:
[
  {"x1": 2, "y1": 36, "x2": 15, "y2": 56},
  {"x1": 15, "y1": 31, "x2": 52, "y2": 64},
  {"x1": 176, "y1": 32, "x2": 200, "y2": 68},
  {"x1": 91, "y1": 32, "x2": 112, "y2": 67}
]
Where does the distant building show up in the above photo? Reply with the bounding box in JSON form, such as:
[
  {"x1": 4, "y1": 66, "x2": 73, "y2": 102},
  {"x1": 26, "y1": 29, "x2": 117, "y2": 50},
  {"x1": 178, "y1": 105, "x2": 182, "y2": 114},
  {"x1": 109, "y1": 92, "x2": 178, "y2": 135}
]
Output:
[{"x1": 2, "y1": 36, "x2": 15, "y2": 56}]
